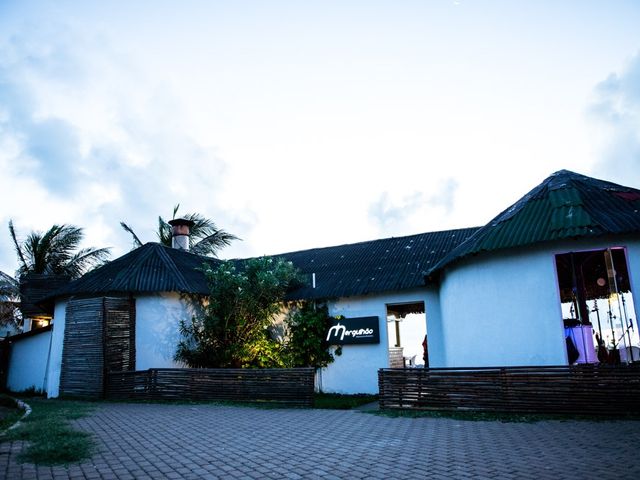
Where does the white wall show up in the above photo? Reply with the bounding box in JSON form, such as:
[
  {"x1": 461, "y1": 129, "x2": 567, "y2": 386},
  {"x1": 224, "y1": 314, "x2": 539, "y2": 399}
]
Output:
[
  {"x1": 320, "y1": 287, "x2": 439, "y2": 394},
  {"x1": 46, "y1": 300, "x2": 67, "y2": 398},
  {"x1": 438, "y1": 236, "x2": 640, "y2": 368},
  {"x1": 423, "y1": 288, "x2": 445, "y2": 367},
  {"x1": 135, "y1": 293, "x2": 193, "y2": 369},
  {"x1": 6, "y1": 328, "x2": 52, "y2": 393}
]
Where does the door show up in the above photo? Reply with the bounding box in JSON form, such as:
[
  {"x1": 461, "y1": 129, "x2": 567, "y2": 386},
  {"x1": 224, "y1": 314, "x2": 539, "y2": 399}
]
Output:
[{"x1": 60, "y1": 296, "x2": 135, "y2": 397}]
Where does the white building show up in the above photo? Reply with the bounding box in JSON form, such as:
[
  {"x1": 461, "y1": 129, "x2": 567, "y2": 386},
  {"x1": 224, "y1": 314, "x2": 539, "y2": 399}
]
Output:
[{"x1": 7, "y1": 170, "x2": 640, "y2": 396}]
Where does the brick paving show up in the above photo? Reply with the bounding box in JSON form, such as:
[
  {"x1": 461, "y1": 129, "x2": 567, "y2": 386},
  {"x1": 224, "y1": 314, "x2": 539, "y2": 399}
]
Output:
[{"x1": 1, "y1": 402, "x2": 640, "y2": 479}]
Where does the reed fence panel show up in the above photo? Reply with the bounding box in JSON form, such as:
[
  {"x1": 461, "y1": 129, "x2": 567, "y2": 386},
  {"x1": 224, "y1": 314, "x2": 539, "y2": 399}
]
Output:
[
  {"x1": 60, "y1": 298, "x2": 104, "y2": 397},
  {"x1": 378, "y1": 364, "x2": 640, "y2": 415},
  {"x1": 106, "y1": 367, "x2": 315, "y2": 407}
]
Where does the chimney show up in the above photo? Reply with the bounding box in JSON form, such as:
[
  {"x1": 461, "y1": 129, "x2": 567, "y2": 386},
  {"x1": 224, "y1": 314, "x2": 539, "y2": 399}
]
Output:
[{"x1": 168, "y1": 218, "x2": 195, "y2": 250}]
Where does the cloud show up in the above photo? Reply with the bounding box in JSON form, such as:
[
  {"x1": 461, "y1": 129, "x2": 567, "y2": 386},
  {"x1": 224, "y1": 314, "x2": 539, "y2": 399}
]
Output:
[
  {"x1": 0, "y1": 21, "x2": 238, "y2": 273},
  {"x1": 28, "y1": 118, "x2": 82, "y2": 192},
  {"x1": 0, "y1": 31, "x2": 86, "y2": 195},
  {"x1": 368, "y1": 177, "x2": 459, "y2": 232},
  {"x1": 589, "y1": 51, "x2": 640, "y2": 186}
]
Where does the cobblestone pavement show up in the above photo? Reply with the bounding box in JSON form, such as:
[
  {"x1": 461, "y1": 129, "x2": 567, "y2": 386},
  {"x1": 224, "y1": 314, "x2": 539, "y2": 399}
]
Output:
[{"x1": 2, "y1": 402, "x2": 640, "y2": 479}]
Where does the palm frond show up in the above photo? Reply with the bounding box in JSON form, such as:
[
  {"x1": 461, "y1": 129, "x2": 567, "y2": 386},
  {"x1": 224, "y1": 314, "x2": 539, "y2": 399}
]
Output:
[
  {"x1": 24, "y1": 231, "x2": 47, "y2": 274},
  {"x1": 8, "y1": 220, "x2": 28, "y2": 273},
  {"x1": 191, "y1": 230, "x2": 240, "y2": 257},
  {"x1": 123, "y1": 206, "x2": 237, "y2": 256},
  {"x1": 65, "y1": 247, "x2": 111, "y2": 278},
  {"x1": 158, "y1": 216, "x2": 172, "y2": 246},
  {"x1": 120, "y1": 222, "x2": 144, "y2": 248},
  {"x1": 0, "y1": 271, "x2": 18, "y2": 297},
  {"x1": 38, "y1": 225, "x2": 83, "y2": 275},
  {"x1": 179, "y1": 212, "x2": 239, "y2": 257},
  {"x1": 10, "y1": 222, "x2": 111, "y2": 280}
]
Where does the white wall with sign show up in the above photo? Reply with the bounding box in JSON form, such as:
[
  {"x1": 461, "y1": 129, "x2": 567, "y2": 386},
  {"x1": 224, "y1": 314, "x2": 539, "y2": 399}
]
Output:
[
  {"x1": 438, "y1": 237, "x2": 640, "y2": 369},
  {"x1": 318, "y1": 286, "x2": 440, "y2": 394}
]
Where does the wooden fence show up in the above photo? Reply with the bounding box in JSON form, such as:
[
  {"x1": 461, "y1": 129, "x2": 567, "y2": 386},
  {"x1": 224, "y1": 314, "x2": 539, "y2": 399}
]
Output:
[
  {"x1": 378, "y1": 364, "x2": 640, "y2": 415},
  {"x1": 106, "y1": 367, "x2": 315, "y2": 407}
]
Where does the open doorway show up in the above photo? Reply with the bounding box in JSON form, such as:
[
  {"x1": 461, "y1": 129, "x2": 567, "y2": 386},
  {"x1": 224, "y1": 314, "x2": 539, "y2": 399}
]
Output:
[
  {"x1": 555, "y1": 247, "x2": 639, "y2": 365},
  {"x1": 386, "y1": 302, "x2": 427, "y2": 368}
]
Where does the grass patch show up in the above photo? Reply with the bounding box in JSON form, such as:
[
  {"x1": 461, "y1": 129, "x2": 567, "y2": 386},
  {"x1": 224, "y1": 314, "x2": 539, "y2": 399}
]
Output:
[
  {"x1": 313, "y1": 393, "x2": 378, "y2": 410},
  {"x1": 104, "y1": 397, "x2": 295, "y2": 409},
  {"x1": 4, "y1": 397, "x2": 96, "y2": 465},
  {"x1": 370, "y1": 408, "x2": 640, "y2": 423},
  {"x1": 0, "y1": 395, "x2": 24, "y2": 431}
]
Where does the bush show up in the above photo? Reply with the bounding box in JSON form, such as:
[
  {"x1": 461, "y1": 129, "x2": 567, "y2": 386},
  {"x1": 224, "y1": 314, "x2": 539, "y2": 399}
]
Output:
[
  {"x1": 176, "y1": 257, "x2": 299, "y2": 368},
  {"x1": 176, "y1": 257, "x2": 342, "y2": 371},
  {"x1": 284, "y1": 303, "x2": 337, "y2": 369}
]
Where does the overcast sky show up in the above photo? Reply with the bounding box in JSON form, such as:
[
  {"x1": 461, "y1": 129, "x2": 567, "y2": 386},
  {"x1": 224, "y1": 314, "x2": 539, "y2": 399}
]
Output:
[{"x1": 1, "y1": 1, "x2": 640, "y2": 276}]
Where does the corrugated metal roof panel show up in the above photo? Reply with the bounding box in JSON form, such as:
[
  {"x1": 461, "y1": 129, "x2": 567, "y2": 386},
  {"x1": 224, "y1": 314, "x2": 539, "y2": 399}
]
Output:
[
  {"x1": 548, "y1": 187, "x2": 581, "y2": 208},
  {"x1": 430, "y1": 170, "x2": 640, "y2": 275},
  {"x1": 47, "y1": 227, "x2": 480, "y2": 302},
  {"x1": 48, "y1": 243, "x2": 218, "y2": 299},
  {"x1": 277, "y1": 227, "x2": 479, "y2": 300}
]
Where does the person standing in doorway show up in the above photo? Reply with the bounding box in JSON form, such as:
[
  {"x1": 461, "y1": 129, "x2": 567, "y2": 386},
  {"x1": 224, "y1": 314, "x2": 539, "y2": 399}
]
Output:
[{"x1": 422, "y1": 334, "x2": 429, "y2": 368}]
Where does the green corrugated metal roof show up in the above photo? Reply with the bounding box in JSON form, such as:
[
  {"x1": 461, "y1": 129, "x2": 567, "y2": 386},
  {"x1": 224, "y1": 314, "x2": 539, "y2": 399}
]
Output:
[{"x1": 429, "y1": 170, "x2": 640, "y2": 276}]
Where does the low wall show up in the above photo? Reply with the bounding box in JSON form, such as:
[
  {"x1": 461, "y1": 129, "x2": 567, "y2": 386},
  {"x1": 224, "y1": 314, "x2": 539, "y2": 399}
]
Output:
[
  {"x1": 106, "y1": 367, "x2": 315, "y2": 407},
  {"x1": 6, "y1": 326, "x2": 52, "y2": 393},
  {"x1": 379, "y1": 364, "x2": 640, "y2": 415}
]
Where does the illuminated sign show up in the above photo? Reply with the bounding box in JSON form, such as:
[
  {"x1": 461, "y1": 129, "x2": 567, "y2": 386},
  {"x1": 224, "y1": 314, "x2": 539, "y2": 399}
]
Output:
[{"x1": 325, "y1": 316, "x2": 380, "y2": 345}]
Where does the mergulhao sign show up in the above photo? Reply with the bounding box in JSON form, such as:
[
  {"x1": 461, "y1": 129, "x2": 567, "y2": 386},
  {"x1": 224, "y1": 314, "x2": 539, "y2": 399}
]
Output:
[{"x1": 325, "y1": 316, "x2": 380, "y2": 345}]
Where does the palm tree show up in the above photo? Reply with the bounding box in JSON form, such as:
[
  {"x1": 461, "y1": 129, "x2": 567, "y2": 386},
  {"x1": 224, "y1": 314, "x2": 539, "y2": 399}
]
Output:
[
  {"x1": 9, "y1": 220, "x2": 111, "y2": 280},
  {"x1": 0, "y1": 270, "x2": 21, "y2": 333},
  {"x1": 120, "y1": 204, "x2": 238, "y2": 257}
]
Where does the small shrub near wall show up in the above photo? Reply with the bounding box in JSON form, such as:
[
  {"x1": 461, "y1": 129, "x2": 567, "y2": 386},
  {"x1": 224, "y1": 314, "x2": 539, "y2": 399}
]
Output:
[{"x1": 284, "y1": 303, "x2": 338, "y2": 369}]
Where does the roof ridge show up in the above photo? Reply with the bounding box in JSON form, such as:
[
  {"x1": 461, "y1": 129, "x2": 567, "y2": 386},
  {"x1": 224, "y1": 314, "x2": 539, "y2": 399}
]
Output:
[
  {"x1": 153, "y1": 244, "x2": 195, "y2": 292},
  {"x1": 143, "y1": 241, "x2": 215, "y2": 263}
]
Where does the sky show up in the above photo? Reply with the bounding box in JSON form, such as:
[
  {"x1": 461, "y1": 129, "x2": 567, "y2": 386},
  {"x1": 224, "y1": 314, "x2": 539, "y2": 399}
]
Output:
[{"x1": 1, "y1": 1, "x2": 640, "y2": 276}]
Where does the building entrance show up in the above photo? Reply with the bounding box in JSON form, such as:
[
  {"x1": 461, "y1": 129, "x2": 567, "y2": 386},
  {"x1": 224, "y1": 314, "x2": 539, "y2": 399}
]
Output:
[{"x1": 386, "y1": 301, "x2": 427, "y2": 368}]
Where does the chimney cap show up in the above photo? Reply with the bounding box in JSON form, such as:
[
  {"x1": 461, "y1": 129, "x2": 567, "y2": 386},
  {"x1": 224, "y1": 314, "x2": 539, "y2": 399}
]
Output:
[{"x1": 168, "y1": 218, "x2": 195, "y2": 228}]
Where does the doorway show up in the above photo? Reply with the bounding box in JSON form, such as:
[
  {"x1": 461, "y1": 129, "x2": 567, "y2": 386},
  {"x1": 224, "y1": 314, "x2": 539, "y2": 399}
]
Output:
[
  {"x1": 386, "y1": 302, "x2": 427, "y2": 368},
  {"x1": 554, "y1": 247, "x2": 639, "y2": 364}
]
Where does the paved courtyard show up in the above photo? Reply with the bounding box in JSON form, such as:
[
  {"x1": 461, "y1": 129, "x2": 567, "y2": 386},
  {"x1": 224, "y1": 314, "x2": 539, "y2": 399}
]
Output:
[{"x1": 1, "y1": 402, "x2": 640, "y2": 479}]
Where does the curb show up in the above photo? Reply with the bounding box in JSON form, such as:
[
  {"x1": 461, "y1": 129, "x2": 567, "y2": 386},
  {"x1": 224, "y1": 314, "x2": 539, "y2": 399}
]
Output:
[
  {"x1": 0, "y1": 397, "x2": 32, "y2": 436},
  {"x1": 354, "y1": 400, "x2": 380, "y2": 412}
]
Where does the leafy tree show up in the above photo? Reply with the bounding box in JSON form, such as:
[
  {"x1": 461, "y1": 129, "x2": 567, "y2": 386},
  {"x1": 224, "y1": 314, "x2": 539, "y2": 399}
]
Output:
[
  {"x1": 8, "y1": 220, "x2": 111, "y2": 280},
  {"x1": 120, "y1": 204, "x2": 238, "y2": 256},
  {"x1": 284, "y1": 303, "x2": 337, "y2": 369},
  {"x1": 176, "y1": 257, "x2": 299, "y2": 368}
]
